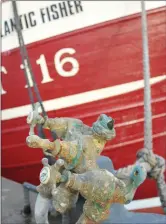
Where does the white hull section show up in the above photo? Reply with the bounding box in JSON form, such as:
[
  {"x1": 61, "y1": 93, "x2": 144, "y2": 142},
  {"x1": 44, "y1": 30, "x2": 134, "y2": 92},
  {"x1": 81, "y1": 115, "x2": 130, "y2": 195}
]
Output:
[
  {"x1": 2, "y1": 1, "x2": 165, "y2": 52},
  {"x1": 125, "y1": 197, "x2": 162, "y2": 211}
]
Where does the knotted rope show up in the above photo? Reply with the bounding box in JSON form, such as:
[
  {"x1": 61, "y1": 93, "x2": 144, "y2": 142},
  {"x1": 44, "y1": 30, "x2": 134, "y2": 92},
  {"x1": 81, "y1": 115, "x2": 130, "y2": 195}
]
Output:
[
  {"x1": 116, "y1": 148, "x2": 166, "y2": 213},
  {"x1": 136, "y1": 148, "x2": 166, "y2": 213}
]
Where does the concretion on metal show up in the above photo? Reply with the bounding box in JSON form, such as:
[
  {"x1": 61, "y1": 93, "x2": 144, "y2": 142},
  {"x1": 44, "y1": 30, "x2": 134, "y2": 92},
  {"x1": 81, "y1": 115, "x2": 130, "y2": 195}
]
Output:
[{"x1": 1, "y1": 4, "x2": 166, "y2": 201}]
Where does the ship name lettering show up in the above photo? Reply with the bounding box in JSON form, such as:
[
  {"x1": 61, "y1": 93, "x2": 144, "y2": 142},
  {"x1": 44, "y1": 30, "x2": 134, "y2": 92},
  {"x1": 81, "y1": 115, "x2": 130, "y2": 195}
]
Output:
[
  {"x1": 1, "y1": 48, "x2": 79, "y2": 93},
  {"x1": 1, "y1": 12, "x2": 37, "y2": 38},
  {"x1": 20, "y1": 48, "x2": 79, "y2": 88},
  {"x1": 40, "y1": 1, "x2": 83, "y2": 24},
  {"x1": 0, "y1": 66, "x2": 8, "y2": 95}
]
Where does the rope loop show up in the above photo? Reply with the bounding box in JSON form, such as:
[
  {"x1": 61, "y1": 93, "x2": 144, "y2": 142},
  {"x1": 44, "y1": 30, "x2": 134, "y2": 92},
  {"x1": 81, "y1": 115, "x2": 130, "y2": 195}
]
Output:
[
  {"x1": 136, "y1": 148, "x2": 165, "y2": 179},
  {"x1": 137, "y1": 148, "x2": 166, "y2": 212}
]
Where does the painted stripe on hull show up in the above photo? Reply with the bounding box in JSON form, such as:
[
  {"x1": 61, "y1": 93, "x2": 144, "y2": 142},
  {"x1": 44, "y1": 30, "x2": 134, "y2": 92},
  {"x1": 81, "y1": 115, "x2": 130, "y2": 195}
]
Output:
[
  {"x1": 2, "y1": 75, "x2": 166, "y2": 121},
  {"x1": 125, "y1": 197, "x2": 161, "y2": 210}
]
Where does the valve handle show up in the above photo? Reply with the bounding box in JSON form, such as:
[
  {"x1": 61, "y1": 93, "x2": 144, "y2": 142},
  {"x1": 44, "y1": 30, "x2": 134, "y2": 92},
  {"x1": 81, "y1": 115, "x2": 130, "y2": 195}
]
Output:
[
  {"x1": 27, "y1": 102, "x2": 40, "y2": 135},
  {"x1": 39, "y1": 158, "x2": 65, "y2": 185}
]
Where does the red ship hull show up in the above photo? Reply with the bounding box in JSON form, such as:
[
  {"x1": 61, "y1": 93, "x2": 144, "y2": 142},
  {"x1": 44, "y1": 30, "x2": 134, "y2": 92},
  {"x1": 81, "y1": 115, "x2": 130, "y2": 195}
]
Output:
[{"x1": 1, "y1": 5, "x2": 166, "y2": 202}]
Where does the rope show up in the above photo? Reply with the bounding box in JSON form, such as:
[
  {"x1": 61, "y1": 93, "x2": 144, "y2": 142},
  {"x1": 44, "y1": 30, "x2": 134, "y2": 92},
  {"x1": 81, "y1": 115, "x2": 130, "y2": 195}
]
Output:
[
  {"x1": 12, "y1": 0, "x2": 46, "y2": 117},
  {"x1": 157, "y1": 173, "x2": 166, "y2": 212},
  {"x1": 140, "y1": 1, "x2": 166, "y2": 213},
  {"x1": 12, "y1": 0, "x2": 57, "y2": 164},
  {"x1": 136, "y1": 148, "x2": 166, "y2": 212},
  {"x1": 12, "y1": 0, "x2": 46, "y2": 140},
  {"x1": 136, "y1": 148, "x2": 165, "y2": 179},
  {"x1": 11, "y1": 1, "x2": 35, "y2": 109},
  {"x1": 115, "y1": 148, "x2": 166, "y2": 213},
  {"x1": 141, "y1": 0, "x2": 153, "y2": 151}
]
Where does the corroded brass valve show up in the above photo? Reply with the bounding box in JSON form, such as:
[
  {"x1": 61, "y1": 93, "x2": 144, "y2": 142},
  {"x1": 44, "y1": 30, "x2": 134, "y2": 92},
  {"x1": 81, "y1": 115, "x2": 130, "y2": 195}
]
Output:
[
  {"x1": 36, "y1": 158, "x2": 65, "y2": 199},
  {"x1": 27, "y1": 102, "x2": 45, "y2": 135}
]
